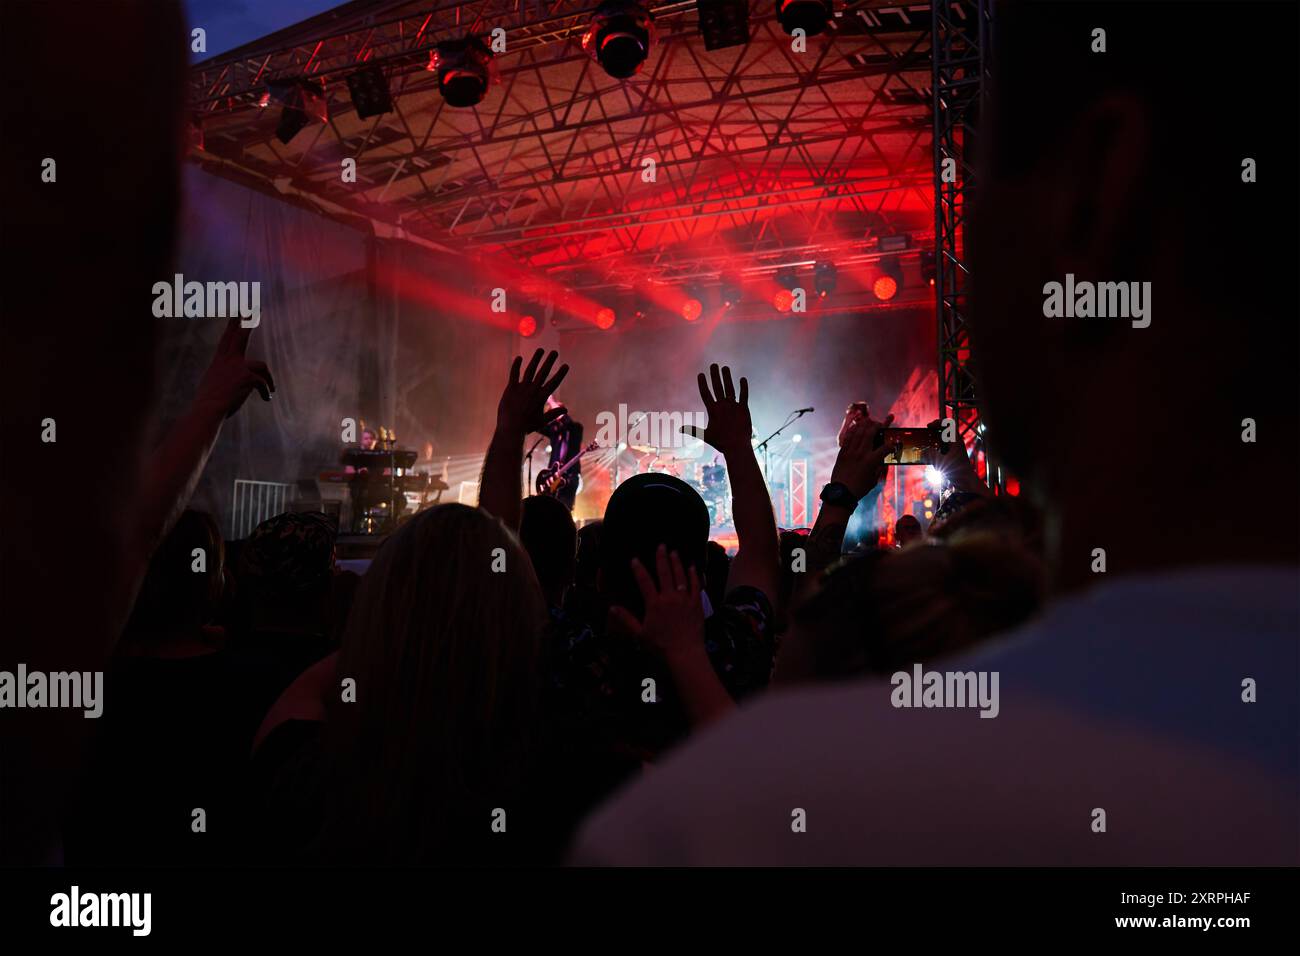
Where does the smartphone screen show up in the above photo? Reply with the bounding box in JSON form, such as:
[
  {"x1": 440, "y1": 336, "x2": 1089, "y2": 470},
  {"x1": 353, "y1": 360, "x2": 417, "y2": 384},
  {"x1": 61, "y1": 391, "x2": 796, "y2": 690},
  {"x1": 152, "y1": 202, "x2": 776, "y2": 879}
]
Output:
[{"x1": 876, "y1": 427, "x2": 936, "y2": 466}]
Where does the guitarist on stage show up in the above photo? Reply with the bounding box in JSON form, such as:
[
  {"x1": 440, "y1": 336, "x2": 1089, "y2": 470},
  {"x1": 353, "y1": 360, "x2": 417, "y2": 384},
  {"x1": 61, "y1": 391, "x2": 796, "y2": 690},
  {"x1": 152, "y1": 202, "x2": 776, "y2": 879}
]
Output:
[{"x1": 538, "y1": 395, "x2": 583, "y2": 510}]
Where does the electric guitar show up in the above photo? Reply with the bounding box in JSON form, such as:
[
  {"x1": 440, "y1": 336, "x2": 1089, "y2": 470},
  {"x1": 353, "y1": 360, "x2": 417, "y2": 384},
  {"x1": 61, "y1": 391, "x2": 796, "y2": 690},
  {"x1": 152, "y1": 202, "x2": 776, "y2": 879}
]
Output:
[{"x1": 536, "y1": 440, "x2": 598, "y2": 496}]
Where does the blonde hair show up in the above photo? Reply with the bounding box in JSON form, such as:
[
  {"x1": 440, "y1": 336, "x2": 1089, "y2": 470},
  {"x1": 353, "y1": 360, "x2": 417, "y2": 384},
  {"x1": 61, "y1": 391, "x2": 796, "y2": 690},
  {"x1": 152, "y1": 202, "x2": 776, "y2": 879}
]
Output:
[{"x1": 318, "y1": 504, "x2": 549, "y2": 862}]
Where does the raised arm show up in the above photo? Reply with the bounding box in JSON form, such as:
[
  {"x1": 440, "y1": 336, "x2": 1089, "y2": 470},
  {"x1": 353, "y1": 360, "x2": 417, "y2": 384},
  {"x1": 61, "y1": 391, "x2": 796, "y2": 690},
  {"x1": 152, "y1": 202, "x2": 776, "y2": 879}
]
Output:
[
  {"x1": 138, "y1": 316, "x2": 275, "y2": 556},
  {"x1": 805, "y1": 408, "x2": 893, "y2": 573},
  {"x1": 683, "y1": 364, "x2": 778, "y2": 603},
  {"x1": 478, "y1": 348, "x2": 568, "y2": 528}
]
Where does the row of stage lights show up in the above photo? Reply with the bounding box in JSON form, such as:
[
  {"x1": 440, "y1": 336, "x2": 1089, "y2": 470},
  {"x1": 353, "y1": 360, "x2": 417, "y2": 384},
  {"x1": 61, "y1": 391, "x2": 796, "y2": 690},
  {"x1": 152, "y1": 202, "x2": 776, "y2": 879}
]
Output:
[
  {"x1": 431, "y1": 2, "x2": 838, "y2": 108},
  {"x1": 260, "y1": 1, "x2": 841, "y2": 136},
  {"x1": 517, "y1": 255, "x2": 918, "y2": 337}
]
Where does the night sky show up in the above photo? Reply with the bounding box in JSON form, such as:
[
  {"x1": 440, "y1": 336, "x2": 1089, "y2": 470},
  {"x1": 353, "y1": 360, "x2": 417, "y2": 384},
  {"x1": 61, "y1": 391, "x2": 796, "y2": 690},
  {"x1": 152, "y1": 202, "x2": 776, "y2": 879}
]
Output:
[{"x1": 186, "y1": 0, "x2": 344, "y2": 59}]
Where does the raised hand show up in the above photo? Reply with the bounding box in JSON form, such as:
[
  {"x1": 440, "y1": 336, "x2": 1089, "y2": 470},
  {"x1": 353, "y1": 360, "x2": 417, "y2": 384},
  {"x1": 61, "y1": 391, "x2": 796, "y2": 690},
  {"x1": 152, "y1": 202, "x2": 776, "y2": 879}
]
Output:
[
  {"x1": 830, "y1": 410, "x2": 894, "y2": 499},
  {"x1": 837, "y1": 401, "x2": 870, "y2": 446},
  {"x1": 496, "y1": 348, "x2": 569, "y2": 434},
  {"x1": 608, "y1": 545, "x2": 705, "y2": 660},
  {"x1": 681, "y1": 363, "x2": 752, "y2": 455},
  {"x1": 609, "y1": 545, "x2": 736, "y2": 728},
  {"x1": 194, "y1": 315, "x2": 275, "y2": 418},
  {"x1": 925, "y1": 421, "x2": 987, "y2": 494}
]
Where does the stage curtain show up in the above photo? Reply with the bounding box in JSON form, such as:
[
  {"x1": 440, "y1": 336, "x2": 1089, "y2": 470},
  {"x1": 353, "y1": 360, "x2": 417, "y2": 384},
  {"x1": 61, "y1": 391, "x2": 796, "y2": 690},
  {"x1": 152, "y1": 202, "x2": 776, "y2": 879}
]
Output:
[
  {"x1": 157, "y1": 168, "x2": 513, "y2": 535},
  {"x1": 369, "y1": 238, "x2": 515, "y2": 489},
  {"x1": 157, "y1": 168, "x2": 379, "y2": 533}
]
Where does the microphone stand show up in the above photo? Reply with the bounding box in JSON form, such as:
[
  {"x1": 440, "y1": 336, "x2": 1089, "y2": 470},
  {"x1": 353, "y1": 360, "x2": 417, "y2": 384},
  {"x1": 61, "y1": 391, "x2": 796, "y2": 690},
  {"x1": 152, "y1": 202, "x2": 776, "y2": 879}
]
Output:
[
  {"x1": 755, "y1": 408, "x2": 813, "y2": 515},
  {"x1": 525, "y1": 434, "x2": 546, "y2": 495},
  {"x1": 373, "y1": 435, "x2": 398, "y2": 533},
  {"x1": 615, "y1": 412, "x2": 649, "y2": 490}
]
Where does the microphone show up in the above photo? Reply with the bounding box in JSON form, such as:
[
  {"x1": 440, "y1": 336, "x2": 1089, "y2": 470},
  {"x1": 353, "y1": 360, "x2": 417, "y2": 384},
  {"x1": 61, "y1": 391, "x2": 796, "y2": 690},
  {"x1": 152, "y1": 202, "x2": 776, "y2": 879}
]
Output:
[{"x1": 794, "y1": 407, "x2": 815, "y2": 414}]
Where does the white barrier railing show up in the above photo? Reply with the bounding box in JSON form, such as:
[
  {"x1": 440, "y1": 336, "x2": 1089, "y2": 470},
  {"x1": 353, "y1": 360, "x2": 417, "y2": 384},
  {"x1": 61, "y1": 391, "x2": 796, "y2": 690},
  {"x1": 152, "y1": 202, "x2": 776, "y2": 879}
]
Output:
[
  {"x1": 457, "y1": 480, "x2": 480, "y2": 506},
  {"x1": 230, "y1": 479, "x2": 295, "y2": 539}
]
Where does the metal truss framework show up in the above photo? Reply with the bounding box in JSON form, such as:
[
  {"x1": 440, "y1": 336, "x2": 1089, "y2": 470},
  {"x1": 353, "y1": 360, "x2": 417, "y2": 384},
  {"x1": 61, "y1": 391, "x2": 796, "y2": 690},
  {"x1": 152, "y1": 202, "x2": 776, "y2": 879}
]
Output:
[
  {"x1": 189, "y1": 1, "x2": 939, "y2": 296},
  {"x1": 930, "y1": 0, "x2": 994, "y2": 486},
  {"x1": 788, "y1": 457, "x2": 808, "y2": 527}
]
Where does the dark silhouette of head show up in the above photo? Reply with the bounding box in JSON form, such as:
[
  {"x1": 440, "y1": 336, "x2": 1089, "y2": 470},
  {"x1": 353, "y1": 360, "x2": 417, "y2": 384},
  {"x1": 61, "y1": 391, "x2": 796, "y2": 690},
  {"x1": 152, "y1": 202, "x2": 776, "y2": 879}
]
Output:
[
  {"x1": 600, "y1": 473, "x2": 710, "y2": 617},
  {"x1": 574, "y1": 520, "x2": 603, "y2": 591},
  {"x1": 238, "y1": 511, "x2": 337, "y2": 632},
  {"x1": 894, "y1": 514, "x2": 923, "y2": 547},
  {"x1": 520, "y1": 493, "x2": 578, "y2": 608},
  {"x1": 971, "y1": 2, "x2": 1297, "y2": 577}
]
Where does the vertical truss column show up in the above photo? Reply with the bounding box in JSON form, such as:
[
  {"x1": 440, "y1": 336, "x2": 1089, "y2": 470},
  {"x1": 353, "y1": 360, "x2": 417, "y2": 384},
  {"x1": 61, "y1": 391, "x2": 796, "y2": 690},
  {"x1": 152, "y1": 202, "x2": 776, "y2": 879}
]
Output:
[
  {"x1": 931, "y1": 0, "x2": 996, "y2": 487},
  {"x1": 789, "y1": 458, "x2": 808, "y2": 527}
]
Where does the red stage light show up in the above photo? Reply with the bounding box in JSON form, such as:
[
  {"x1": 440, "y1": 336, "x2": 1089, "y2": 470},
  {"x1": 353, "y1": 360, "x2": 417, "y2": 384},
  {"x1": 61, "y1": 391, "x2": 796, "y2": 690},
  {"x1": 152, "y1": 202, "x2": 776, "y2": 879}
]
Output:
[
  {"x1": 682, "y1": 298, "x2": 703, "y2": 322},
  {"x1": 873, "y1": 274, "x2": 898, "y2": 300},
  {"x1": 773, "y1": 289, "x2": 793, "y2": 312},
  {"x1": 518, "y1": 314, "x2": 537, "y2": 337},
  {"x1": 1005, "y1": 476, "x2": 1021, "y2": 497},
  {"x1": 595, "y1": 307, "x2": 616, "y2": 329}
]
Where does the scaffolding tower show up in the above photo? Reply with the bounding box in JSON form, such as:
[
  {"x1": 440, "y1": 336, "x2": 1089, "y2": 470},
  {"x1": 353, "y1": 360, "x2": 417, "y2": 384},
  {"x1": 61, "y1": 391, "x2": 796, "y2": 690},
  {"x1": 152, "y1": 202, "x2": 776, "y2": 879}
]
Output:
[{"x1": 931, "y1": 0, "x2": 997, "y2": 488}]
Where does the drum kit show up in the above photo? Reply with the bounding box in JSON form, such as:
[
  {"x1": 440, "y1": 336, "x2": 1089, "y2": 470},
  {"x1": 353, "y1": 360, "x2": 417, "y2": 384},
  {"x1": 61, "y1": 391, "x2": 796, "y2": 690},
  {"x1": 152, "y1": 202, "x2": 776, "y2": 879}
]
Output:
[{"x1": 621, "y1": 443, "x2": 731, "y2": 527}]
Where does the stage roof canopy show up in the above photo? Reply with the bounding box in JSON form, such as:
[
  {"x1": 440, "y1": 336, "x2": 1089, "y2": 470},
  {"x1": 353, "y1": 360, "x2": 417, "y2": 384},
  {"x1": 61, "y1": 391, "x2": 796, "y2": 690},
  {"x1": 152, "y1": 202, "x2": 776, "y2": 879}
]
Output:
[{"x1": 189, "y1": 0, "x2": 938, "y2": 304}]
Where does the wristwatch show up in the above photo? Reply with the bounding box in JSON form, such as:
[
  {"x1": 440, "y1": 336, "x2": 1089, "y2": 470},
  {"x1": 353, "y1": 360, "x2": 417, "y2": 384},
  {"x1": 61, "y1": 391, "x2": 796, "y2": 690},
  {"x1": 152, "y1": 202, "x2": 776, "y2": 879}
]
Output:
[{"x1": 819, "y1": 481, "x2": 860, "y2": 510}]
